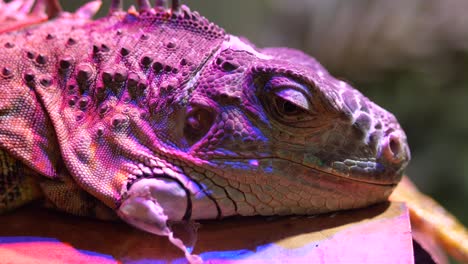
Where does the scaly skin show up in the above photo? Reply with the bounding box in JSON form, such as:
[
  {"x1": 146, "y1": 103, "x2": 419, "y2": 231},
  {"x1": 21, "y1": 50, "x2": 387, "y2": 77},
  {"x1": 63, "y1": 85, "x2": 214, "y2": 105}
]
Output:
[
  {"x1": 0, "y1": 149, "x2": 42, "y2": 213},
  {"x1": 0, "y1": 1, "x2": 465, "y2": 263}
]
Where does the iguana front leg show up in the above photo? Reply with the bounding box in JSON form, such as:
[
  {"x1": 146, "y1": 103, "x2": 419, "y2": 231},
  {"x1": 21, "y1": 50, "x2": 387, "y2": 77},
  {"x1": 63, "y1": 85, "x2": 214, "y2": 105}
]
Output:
[
  {"x1": 39, "y1": 174, "x2": 118, "y2": 220},
  {"x1": 0, "y1": 149, "x2": 42, "y2": 213},
  {"x1": 0, "y1": 147, "x2": 115, "y2": 219}
]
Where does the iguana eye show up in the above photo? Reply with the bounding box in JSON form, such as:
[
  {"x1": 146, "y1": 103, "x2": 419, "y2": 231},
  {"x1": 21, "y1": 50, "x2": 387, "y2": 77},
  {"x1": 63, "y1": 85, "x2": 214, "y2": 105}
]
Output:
[
  {"x1": 261, "y1": 76, "x2": 313, "y2": 123},
  {"x1": 273, "y1": 88, "x2": 311, "y2": 117},
  {"x1": 275, "y1": 96, "x2": 301, "y2": 115}
]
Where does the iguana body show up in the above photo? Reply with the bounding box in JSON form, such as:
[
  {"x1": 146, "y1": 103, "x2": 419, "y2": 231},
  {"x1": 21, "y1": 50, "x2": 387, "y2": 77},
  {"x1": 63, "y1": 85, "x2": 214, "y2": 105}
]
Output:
[{"x1": 0, "y1": 1, "x2": 466, "y2": 263}]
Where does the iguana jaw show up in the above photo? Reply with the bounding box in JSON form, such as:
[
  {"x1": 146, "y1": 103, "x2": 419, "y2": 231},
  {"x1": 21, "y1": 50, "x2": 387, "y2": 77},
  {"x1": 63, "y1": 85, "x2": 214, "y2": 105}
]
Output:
[
  {"x1": 312, "y1": 162, "x2": 401, "y2": 186},
  {"x1": 209, "y1": 155, "x2": 404, "y2": 188},
  {"x1": 118, "y1": 158, "x2": 398, "y2": 221}
]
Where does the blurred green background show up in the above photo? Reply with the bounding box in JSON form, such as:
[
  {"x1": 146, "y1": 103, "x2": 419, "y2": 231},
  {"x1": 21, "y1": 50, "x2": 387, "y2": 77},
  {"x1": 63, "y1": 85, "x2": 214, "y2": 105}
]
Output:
[{"x1": 65, "y1": 0, "x2": 467, "y2": 238}]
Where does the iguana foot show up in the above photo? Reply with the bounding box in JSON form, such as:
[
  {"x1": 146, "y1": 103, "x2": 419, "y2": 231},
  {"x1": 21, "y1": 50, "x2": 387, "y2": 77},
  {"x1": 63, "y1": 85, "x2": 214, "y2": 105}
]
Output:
[{"x1": 0, "y1": 149, "x2": 42, "y2": 214}]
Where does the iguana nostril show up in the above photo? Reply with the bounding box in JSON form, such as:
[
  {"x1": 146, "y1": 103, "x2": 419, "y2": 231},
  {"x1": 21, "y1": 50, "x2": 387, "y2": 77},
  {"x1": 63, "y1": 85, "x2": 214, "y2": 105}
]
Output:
[
  {"x1": 382, "y1": 133, "x2": 407, "y2": 164},
  {"x1": 389, "y1": 137, "x2": 400, "y2": 157}
]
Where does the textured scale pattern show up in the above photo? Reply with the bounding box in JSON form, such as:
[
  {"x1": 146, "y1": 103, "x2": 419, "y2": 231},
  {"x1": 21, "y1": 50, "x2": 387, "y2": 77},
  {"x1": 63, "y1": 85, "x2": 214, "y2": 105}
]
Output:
[
  {"x1": 1, "y1": 4, "x2": 226, "y2": 209},
  {"x1": 0, "y1": 149, "x2": 41, "y2": 213}
]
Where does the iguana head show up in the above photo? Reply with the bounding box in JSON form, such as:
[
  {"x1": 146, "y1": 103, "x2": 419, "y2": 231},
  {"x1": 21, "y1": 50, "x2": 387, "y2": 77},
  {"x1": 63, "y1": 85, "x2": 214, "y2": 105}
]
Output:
[
  {"x1": 117, "y1": 32, "x2": 410, "y2": 255},
  {"x1": 119, "y1": 31, "x2": 410, "y2": 224}
]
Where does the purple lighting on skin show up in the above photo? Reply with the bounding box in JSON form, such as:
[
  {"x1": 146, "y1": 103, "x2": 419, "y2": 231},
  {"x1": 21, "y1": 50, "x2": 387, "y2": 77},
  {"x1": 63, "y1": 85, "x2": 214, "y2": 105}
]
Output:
[{"x1": 249, "y1": 159, "x2": 259, "y2": 167}]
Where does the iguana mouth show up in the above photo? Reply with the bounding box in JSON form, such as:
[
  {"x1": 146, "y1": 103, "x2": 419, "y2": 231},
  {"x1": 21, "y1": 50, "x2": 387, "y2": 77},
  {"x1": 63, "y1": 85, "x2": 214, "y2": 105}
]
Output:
[
  {"x1": 318, "y1": 160, "x2": 402, "y2": 186},
  {"x1": 209, "y1": 156, "x2": 404, "y2": 187}
]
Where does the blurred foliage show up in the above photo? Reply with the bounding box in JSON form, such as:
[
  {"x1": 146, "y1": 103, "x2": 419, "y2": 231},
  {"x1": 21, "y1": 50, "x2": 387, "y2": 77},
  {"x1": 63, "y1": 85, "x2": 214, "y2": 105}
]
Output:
[{"x1": 64, "y1": 0, "x2": 467, "y2": 232}]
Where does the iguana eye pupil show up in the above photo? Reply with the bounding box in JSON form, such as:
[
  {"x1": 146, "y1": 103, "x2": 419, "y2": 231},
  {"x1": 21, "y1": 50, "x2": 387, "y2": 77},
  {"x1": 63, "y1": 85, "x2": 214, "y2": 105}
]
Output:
[
  {"x1": 274, "y1": 96, "x2": 303, "y2": 117},
  {"x1": 280, "y1": 99, "x2": 300, "y2": 115}
]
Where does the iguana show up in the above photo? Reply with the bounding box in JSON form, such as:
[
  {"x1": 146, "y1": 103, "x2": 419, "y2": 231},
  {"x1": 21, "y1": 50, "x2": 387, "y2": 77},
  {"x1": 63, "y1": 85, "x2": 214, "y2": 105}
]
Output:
[{"x1": 0, "y1": 0, "x2": 466, "y2": 263}]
